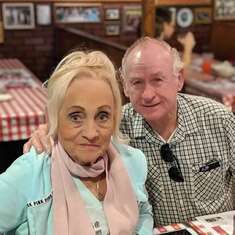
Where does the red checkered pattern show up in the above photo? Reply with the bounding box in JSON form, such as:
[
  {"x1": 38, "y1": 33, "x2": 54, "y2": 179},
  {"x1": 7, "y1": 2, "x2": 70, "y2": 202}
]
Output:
[
  {"x1": 184, "y1": 67, "x2": 235, "y2": 112},
  {"x1": 0, "y1": 59, "x2": 47, "y2": 141}
]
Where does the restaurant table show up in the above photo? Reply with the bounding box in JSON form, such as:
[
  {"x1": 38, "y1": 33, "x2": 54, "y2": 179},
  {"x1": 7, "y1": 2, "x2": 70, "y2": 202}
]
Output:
[
  {"x1": 155, "y1": 210, "x2": 235, "y2": 234},
  {"x1": 183, "y1": 58, "x2": 235, "y2": 113},
  {"x1": 0, "y1": 59, "x2": 47, "y2": 172}
]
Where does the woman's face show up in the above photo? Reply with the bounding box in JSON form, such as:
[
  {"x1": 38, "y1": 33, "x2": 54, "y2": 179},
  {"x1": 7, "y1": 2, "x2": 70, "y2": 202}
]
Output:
[
  {"x1": 57, "y1": 76, "x2": 115, "y2": 165},
  {"x1": 163, "y1": 19, "x2": 175, "y2": 39}
]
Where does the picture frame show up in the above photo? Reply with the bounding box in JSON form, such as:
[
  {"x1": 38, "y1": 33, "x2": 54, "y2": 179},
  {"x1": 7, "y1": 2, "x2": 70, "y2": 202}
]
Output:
[
  {"x1": 104, "y1": 8, "x2": 120, "y2": 20},
  {"x1": 2, "y1": 3, "x2": 35, "y2": 30},
  {"x1": 194, "y1": 7, "x2": 212, "y2": 24},
  {"x1": 36, "y1": 4, "x2": 51, "y2": 26},
  {"x1": 54, "y1": 3, "x2": 102, "y2": 24},
  {"x1": 105, "y1": 22, "x2": 120, "y2": 36},
  {"x1": 122, "y1": 5, "x2": 142, "y2": 33},
  {"x1": 214, "y1": 0, "x2": 235, "y2": 20}
]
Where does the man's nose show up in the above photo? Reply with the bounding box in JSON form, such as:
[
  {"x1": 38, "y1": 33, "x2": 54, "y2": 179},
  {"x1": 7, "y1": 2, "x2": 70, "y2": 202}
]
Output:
[{"x1": 142, "y1": 84, "x2": 155, "y2": 101}]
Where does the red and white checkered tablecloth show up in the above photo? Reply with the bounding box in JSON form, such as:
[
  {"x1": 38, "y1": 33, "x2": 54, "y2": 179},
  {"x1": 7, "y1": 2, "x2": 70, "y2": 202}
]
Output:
[
  {"x1": 184, "y1": 66, "x2": 235, "y2": 112},
  {"x1": 0, "y1": 59, "x2": 47, "y2": 141}
]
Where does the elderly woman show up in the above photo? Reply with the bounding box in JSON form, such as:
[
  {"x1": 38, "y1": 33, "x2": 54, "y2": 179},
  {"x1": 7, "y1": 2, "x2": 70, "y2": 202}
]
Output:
[{"x1": 0, "y1": 51, "x2": 153, "y2": 234}]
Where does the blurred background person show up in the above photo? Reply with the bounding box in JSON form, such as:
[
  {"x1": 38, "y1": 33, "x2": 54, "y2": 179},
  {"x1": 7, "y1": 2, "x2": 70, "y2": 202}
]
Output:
[{"x1": 155, "y1": 7, "x2": 196, "y2": 67}]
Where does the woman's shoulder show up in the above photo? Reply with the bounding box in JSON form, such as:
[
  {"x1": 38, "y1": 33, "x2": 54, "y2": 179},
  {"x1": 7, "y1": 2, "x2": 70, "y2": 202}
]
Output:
[
  {"x1": 114, "y1": 142, "x2": 146, "y2": 161},
  {"x1": 0, "y1": 147, "x2": 51, "y2": 196},
  {"x1": 113, "y1": 142, "x2": 148, "y2": 181},
  {"x1": 3, "y1": 147, "x2": 51, "y2": 175}
]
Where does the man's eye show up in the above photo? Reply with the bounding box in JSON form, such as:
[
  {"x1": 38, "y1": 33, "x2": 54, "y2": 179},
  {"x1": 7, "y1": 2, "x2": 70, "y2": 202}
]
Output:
[
  {"x1": 152, "y1": 78, "x2": 163, "y2": 85},
  {"x1": 132, "y1": 80, "x2": 142, "y2": 86}
]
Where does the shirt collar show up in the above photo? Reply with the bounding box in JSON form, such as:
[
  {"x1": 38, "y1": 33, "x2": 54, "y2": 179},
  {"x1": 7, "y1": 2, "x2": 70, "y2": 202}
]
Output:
[{"x1": 131, "y1": 94, "x2": 200, "y2": 143}]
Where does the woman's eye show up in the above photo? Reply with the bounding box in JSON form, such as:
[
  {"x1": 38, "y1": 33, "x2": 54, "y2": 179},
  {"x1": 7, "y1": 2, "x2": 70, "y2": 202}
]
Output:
[
  {"x1": 97, "y1": 112, "x2": 109, "y2": 122},
  {"x1": 69, "y1": 113, "x2": 82, "y2": 122}
]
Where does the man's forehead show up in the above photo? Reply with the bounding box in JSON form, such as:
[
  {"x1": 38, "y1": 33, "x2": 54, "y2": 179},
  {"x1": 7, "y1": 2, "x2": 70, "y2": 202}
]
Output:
[{"x1": 128, "y1": 41, "x2": 173, "y2": 65}]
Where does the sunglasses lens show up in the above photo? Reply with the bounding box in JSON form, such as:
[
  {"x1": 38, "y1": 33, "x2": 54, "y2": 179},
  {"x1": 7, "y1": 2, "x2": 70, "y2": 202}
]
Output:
[
  {"x1": 160, "y1": 144, "x2": 184, "y2": 182},
  {"x1": 160, "y1": 144, "x2": 174, "y2": 162},
  {"x1": 168, "y1": 167, "x2": 184, "y2": 182}
]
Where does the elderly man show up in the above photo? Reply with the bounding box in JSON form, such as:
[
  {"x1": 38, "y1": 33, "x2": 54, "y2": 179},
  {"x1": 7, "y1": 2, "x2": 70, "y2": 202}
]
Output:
[
  {"x1": 24, "y1": 37, "x2": 235, "y2": 226},
  {"x1": 119, "y1": 37, "x2": 235, "y2": 225}
]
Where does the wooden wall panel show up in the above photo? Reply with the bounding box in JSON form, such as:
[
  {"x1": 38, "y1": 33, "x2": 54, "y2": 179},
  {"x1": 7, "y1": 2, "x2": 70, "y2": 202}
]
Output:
[
  {"x1": 155, "y1": 0, "x2": 211, "y2": 6},
  {"x1": 0, "y1": 1, "x2": 140, "y2": 80},
  {"x1": 211, "y1": 22, "x2": 235, "y2": 61}
]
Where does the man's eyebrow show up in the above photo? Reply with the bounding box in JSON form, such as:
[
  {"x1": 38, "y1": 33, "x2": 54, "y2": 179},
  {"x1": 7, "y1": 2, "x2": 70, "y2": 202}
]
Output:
[
  {"x1": 151, "y1": 72, "x2": 164, "y2": 77},
  {"x1": 129, "y1": 76, "x2": 142, "y2": 80}
]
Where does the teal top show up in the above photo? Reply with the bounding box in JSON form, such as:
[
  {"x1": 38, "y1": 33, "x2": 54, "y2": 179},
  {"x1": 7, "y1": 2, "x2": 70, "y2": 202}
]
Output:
[
  {"x1": 76, "y1": 179, "x2": 109, "y2": 234},
  {"x1": 0, "y1": 143, "x2": 153, "y2": 235}
]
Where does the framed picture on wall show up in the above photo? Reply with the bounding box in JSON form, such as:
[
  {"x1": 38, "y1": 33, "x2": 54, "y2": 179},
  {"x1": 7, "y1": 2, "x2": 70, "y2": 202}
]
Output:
[
  {"x1": 214, "y1": 0, "x2": 235, "y2": 20},
  {"x1": 36, "y1": 4, "x2": 51, "y2": 26},
  {"x1": 104, "y1": 8, "x2": 120, "y2": 20},
  {"x1": 105, "y1": 22, "x2": 120, "y2": 36},
  {"x1": 2, "y1": 3, "x2": 35, "y2": 30},
  {"x1": 122, "y1": 5, "x2": 142, "y2": 33},
  {"x1": 194, "y1": 8, "x2": 212, "y2": 24},
  {"x1": 54, "y1": 3, "x2": 102, "y2": 23}
]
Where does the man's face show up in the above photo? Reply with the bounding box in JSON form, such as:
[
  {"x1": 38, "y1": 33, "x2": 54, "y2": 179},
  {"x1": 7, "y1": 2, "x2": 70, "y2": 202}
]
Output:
[{"x1": 123, "y1": 41, "x2": 184, "y2": 126}]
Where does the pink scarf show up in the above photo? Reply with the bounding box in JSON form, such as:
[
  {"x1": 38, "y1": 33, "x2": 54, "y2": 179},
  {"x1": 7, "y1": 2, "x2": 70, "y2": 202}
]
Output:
[{"x1": 51, "y1": 142, "x2": 139, "y2": 235}]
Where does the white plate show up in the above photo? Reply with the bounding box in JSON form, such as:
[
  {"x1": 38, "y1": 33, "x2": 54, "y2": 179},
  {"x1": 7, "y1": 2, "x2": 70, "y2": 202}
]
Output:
[{"x1": 0, "y1": 93, "x2": 12, "y2": 101}]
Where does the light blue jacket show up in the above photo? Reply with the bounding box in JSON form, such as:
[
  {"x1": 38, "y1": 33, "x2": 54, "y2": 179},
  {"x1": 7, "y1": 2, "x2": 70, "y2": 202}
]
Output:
[{"x1": 0, "y1": 143, "x2": 153, "y2": 235}]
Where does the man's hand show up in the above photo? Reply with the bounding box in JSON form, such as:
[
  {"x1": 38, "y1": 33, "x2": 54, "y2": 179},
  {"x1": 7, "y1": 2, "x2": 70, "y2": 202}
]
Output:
[{"x1": 23, "y1": 124, "x2": 53, "y2": 154}]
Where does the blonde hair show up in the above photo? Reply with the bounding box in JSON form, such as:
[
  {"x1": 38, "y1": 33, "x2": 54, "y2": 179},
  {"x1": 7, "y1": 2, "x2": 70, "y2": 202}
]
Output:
[
  {"x1": 121, "y1": 36, "x2": 184, "y2": 79},
  {"x1": 46, "y1": 50, "x2": 124, "y2": 142}
]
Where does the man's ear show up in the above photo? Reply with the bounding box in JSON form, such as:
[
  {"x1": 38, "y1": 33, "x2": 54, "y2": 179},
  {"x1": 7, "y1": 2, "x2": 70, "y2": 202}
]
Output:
[
  {"x1": 177, "y1": 69, "x2": 185, "y2": 91},
  {"x1": 122, "y1": 79, "x2": 130, "y2": 98}
]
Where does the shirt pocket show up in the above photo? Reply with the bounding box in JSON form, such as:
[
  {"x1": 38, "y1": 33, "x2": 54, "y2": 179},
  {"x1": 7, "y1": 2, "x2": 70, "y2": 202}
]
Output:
[
  {"x1": 191, "y1": 160, "x2": 225, "y2": 201},
  {"x1": 27, "y1": 193, "x2": 53, "y2": 235}
]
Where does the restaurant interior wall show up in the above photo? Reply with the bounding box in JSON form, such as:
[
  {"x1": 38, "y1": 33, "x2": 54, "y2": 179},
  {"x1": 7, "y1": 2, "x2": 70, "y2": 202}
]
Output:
[
  {"x1": 0, "y1": 0, "x2": 141, "y2": 81},
  {"x1": 0, "y1": 0, "x2": 235, "y2": 81},
  {"x1": 156, "y1": 0, "x2": 235, "y2": 63}
]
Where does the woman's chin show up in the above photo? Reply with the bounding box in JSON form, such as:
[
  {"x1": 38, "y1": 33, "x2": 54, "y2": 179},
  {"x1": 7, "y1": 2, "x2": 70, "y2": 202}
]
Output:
[{"x1": 75, "y1": 155, "x2": 101, "y2": 166}]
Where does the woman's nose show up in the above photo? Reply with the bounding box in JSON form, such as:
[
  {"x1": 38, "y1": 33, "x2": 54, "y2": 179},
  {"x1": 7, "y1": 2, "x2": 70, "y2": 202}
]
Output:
[{"x1": 82, "y1": 121, "x2": 99, "y2": 140}]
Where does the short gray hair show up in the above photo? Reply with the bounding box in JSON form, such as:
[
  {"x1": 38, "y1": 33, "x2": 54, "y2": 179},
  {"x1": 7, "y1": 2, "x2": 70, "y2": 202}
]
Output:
[
  {"x1": 46, "y1": 50, "x2": 124, "y2": 142},
  {"x1": 121, "y1": 36, "x2": 184, "y2": 79}
]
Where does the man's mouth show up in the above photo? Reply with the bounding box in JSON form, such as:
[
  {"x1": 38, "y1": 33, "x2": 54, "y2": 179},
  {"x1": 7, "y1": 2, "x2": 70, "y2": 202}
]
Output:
[{"x1": 142, "y1": 103, "x2": 159, "y2": 108}]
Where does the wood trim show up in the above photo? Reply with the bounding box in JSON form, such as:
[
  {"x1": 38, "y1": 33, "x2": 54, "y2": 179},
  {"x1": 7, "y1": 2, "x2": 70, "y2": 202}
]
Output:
[
  {"x1": 0, "y1": 0, "x2": 140, "y2": 2},
  {"x1": 143, "y1": 0, "x2": 155, "y2": 37},
  {"x1": 0, "y1": 0, "x2": 211, "y2": 5},
  {"x1": 56, "y1": 25, "x2": 127, "y2": 51},
  {"x1": 155, "y1": 0, "x2": 211, "y2": 6},
  {"x1": 53, "y1": 3, "x2": 102, "y2": 7}
]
